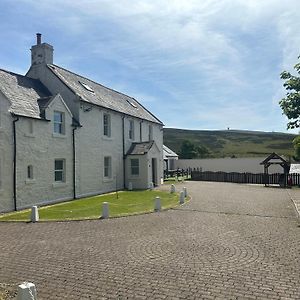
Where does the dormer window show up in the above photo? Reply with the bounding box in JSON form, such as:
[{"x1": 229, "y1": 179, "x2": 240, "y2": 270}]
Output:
[{"x1": 79, "y1": 81, "x2": 94, "y2": 93}]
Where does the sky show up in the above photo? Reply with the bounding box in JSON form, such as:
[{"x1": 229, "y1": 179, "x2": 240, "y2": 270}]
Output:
[{"x1": 0, "y1": 0, "x2": 300, "y2": 133}]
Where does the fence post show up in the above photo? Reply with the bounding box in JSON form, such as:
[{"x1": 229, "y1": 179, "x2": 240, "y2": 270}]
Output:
[
  {"x1": 31, "y1": 206, "x2": 39, "y2": 223},
  {"x1": 17, "y1": 282, "x2": 37, "y2": 300},
  {"x1": 102, "y1": 202, "x2": 109, "y2": 219},
  {"x1": 154, "y1": 196, "x2": 161, "y2": 211},
  {"x1": 170, "y1": 184, "x2": 175, "y2": 193}
]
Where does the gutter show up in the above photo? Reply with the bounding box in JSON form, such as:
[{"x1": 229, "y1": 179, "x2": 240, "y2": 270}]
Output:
[
  {"x1": 122, "y1": 115, "x2": 126, "y2": 189},
  {"x1": 72, "y1": 119, "x2": 81, "y2": 199},
  {"x1": 12, "y1": 115, "x2": 19, "y2": 211}
]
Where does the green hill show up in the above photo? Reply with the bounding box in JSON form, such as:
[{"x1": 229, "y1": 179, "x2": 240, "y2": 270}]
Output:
[{"x1": 163, "y1": 128, "x2": 297, "y2": 158}]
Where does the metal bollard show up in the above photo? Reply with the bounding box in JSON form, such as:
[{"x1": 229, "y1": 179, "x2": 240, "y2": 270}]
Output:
[
  {"x1": 170, "y1": 184, "x2": 175, "y2": 193},
  {"x1": 128, "y1": 182, "x2": 133, "y2": 191},
  {"x1": 149, "y1": 182, "x2": 154, "y2": 190},
  {"x1": 179, "y1": 191, "x2": 185, "y2": 204},
  {"x1": 31, "y1": 206, "x2": 39, "y2": 223},
  {"x1": 102, "y1": 202, "x2": 109, "y2": 219},
  {"x1": 183, "y1": 187, "x2": 187, "y2": 197},
  {"x1": 17, "y1": 282, "x2": 37, "y2": 300},
  {"x1": 154, "y1": 196, "x2": 161, "y2": 212}
]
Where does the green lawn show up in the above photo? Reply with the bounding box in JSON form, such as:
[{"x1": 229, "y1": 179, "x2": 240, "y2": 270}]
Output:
[{"x1": 0, "y1": 190, "x2": 180, "y2": 222}]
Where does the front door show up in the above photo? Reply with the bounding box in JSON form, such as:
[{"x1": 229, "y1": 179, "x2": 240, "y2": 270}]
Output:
[{"x1": 152, "y1": 158, "x2": 157, "y2": 186}]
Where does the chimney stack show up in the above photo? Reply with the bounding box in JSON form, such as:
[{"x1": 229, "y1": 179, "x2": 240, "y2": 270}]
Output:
[
  {"x1": 36, "y1": 33, "x2": 42, "y2": 45},
  {"x1": 31, "y1": 33, "x2": 54, "y2": 66}
]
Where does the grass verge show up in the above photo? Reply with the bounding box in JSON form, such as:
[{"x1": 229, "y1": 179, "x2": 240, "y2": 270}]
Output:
[{"x1": 0, "y1": 190, "x2": 180, "y2": 222}]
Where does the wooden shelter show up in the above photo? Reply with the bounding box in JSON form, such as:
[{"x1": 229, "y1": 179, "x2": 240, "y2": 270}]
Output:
[{"x1": 260, "y1": 153, "x2": 290, "y2": 187}]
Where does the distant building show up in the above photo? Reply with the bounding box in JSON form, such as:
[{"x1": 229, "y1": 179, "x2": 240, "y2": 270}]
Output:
[
  {"x1": 0, "y1": 34, "x2": 164, "y2": 212},
  {"x1": 163, "y1": 145, "x2": 178, "y2": 172}
]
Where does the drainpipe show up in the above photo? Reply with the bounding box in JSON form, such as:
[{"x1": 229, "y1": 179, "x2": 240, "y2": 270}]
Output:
[
  {"x1": 12, "y1": 115, "x2": 19, "y2": 211},
  {"x1": 72, "y1": 126, "x2": 78, "y2": 199},
  {"x1": 122, "y1": 115, "x2": 126, "y2": 189}
]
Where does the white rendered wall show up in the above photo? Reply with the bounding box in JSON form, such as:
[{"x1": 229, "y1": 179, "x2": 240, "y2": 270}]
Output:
[
  {"x1": 15, "y1": 95, "x2": 74, "y2": 210},
  {"x1": 176, "y1": 157, "x2": 283, "y2": 174},
  {"x1": 0, "y1": 94, "x2": 14, "y2": 212}
]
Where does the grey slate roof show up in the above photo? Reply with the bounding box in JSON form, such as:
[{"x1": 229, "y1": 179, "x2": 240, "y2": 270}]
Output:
[
  {"x1": 126, "y1": 141, "x2": 154, "y2": 155},
  {"x1": 163, "y1": 145, "x2": 178, "y2": 160},
  {"x1": 47, "y1": 64, "x2": 163, "y2": 124},
  {"x1": 0, "y1": 68, "x2": 51, "y2": 119}
]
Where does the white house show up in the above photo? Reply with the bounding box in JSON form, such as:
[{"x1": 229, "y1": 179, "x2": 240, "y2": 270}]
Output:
[{"x1": 0, "y1": 34, "x2": 164, "y2": 212}]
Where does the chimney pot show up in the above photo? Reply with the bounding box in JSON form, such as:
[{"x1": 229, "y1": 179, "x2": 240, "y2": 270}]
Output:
[{"x1": 36, "y1": 33, "x2": 42, "y2": 45}]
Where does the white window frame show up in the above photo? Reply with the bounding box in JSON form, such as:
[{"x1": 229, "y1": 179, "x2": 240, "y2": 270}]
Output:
[
  {"x1": 104, "y1": 156, "x2": 112, "y2": 179},
  {"x1": 53, "y1": 111, "x2": 65, "y2": 135},
  {"x1": 129, "y1": 120, "x2": 135, "y2": 140},
  {"x1": 54, "y1": 159, "x2": 65, "y2": 182},
  {"x1": 130, "y1": 158, "x2": 139, "y2": 176},
  {"x1": 103, "y1": 113, "x2": 111, "y2": 137}
]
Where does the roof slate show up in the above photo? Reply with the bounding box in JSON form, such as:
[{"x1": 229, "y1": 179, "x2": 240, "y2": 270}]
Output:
[
  {"x1": 0, "y1": 68, "x2": 51, "y2": 119},
  {"x1": 47, "y1": 64, "x2": 162, "y2": 124},
  {"x1": 163, "y1": 145, "x2": 178, "y2": 159},
  {"x1": 126, "y1": 141, "x2": 155, "y2": 155}
]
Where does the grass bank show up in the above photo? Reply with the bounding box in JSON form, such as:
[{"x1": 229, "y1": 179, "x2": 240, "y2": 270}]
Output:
[{"x1": 0, "y1": 190, "x2": 180, "y2": 222}]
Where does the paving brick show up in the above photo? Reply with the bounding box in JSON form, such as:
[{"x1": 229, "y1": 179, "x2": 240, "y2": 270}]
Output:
[{"x1": 0, "y1": 182, "x2": 300, "y2": 299}]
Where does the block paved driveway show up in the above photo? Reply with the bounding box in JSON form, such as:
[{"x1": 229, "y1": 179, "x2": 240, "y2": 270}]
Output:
[{"x1": 1, "y1": 181, "x2": 300, "y2": 299}]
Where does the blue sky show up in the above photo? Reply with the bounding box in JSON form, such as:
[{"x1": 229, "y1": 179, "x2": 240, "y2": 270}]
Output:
[{"x1": 1, "y1": 0, "x2": 300, "y2": 133}]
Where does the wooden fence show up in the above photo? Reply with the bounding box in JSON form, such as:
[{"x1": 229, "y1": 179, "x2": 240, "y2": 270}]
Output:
[{"x1": 191, "y1": 171, "x2": 300, "y2": 186}]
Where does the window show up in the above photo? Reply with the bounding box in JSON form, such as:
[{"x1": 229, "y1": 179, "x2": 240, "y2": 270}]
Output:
[
  {"x1": 130, "y1": 158, "x2": 139, "y2": 176},
  {"x1": 27, "y1": 165, "x2": 34, "y2": 179},
  {"x1": 129, "y1": 120, "x2": 135, "y2": 140},
  {"x1": 79, "y1": 81, "x2": 94, "y2": 93},
  {"x1": 104, "y1": 156, "x2": 112, "y2": 178},
  {"x1": 54, "y1": 111, "x2": 65, "y2": 134},
  {"x1": 54, "y1": 159, "x2": 65, "y2": 182},
  {"x1": 28, "y1": 120, "x2": 34, "y2": 134},
  {"x1": 148, "y1": 125, "x2": 153, "y2": 141},
  {"x1": 103, "y1": 113, "x2": 111, "y2": 137}
]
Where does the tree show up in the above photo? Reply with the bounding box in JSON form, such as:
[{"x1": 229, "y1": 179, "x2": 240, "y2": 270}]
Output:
[
  {"x1": 292, "y1": 136, "x2": 300, "y2": 161},
  {"x1": 279, "y1": 57, "x2": 300, "y2": 129},
  {"x1": 179, "y1": 140, "x2": 210, "y2": 159}
]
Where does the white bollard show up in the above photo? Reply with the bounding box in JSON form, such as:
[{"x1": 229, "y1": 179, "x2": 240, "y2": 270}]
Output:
[
  {"x1": 102, "y1": 202, "x2": 109, "y2": 219},
  {"x1": 31, "y1": 206, "x2": 39, "y2": 223},
  {"x1": 154, "y1": 196, "x2": 161, "y2": 212},
  {"x1": 170, "y1": 184, "x2": 175, "y2": 194},
  {"x1": 149, "y1": 182, "x2": 154, "y2": 190},
  {"x1": 179, "y1": 191, "x2": 185, "y2": 204},
  {"x1": 128, "y1": 182, "x2": 133, "y2": 191},
  {"x1": 17, "y1": 282, "x2": 37, "y2": 300},
  {"x1": 183, "y1": 187, "x2": 187, "y2": 197}
]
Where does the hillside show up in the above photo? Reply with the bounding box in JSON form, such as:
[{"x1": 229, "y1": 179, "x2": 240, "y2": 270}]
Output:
[{"x1": 163, "y1": 128, "x2": 296, "y2": 158}]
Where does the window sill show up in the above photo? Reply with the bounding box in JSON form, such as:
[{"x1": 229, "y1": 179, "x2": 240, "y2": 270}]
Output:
[
  {"x1": 129, "y1": 175, "x2": 140, "y2": 178},
  {"x1": 102, "y1": 136, "x2": 113, "y2": 141},
  {"x1": 26, "y1": 179, "x2": 36, "y2": 184},
  {"x1": 103, "y1": 177, "x2": 113, "y2": 183},
  {"x1": 52, "y1": 182, "x2": 67, "y2": 188},
  {"x1": 24, "y1": 133, "x2": 35, "y2": 138},
  {"x1": 52, "y1": 133, "x2": 66, "y2": 138}
]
